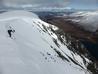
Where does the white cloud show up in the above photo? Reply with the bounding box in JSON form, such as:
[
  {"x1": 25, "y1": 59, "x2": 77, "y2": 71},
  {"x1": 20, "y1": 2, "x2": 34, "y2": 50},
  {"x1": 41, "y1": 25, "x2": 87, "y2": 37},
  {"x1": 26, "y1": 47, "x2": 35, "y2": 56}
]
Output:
[
  {"x1": 1, "y1": 0, "x2": 98, "y2": 9},
  {"x1": 2, "y1": 0, "x2": 68, "y2": 8}
]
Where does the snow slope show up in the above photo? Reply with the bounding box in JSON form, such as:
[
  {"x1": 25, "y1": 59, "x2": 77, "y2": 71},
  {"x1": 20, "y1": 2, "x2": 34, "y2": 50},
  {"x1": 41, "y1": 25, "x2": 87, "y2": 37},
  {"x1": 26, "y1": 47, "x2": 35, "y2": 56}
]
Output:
[{"x1": 0, "y1": 10, "x2": 90, "y2": 74}]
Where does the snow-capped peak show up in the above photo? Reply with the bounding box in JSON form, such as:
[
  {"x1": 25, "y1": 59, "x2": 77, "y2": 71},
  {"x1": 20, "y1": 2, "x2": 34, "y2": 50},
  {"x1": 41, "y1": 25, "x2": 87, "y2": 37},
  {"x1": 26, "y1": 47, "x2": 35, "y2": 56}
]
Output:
[{"x1": 0, "y1": 10, "x2": 39, "y2": 21}]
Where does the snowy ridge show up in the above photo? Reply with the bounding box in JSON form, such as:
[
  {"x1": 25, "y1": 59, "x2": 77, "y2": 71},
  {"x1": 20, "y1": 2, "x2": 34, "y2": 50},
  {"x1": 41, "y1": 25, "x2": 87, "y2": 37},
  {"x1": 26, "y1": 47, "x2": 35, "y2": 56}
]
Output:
[{"x1": 0, "y1": 10, "x2": 90, "y2": 74}]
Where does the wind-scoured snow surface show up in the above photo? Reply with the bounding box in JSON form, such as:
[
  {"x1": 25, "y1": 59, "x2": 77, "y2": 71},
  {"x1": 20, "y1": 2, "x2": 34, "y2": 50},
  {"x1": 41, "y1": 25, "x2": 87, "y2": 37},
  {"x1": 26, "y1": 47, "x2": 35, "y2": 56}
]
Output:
[
  {"x1": 70, "y1": 11, "x2": 98, "y2": 32},
  {"x1": 0, "y1": 10, "x2": 89, "y2": 74}
]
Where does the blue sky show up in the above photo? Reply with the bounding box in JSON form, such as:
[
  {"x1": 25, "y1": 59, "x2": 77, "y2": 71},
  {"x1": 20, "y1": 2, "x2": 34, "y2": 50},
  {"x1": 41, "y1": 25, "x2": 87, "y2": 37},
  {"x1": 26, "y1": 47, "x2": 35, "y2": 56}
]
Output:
[
  {"x1": 68, "y1": 0, "x2": 98, "y2": 9},
  {"x1": 68, "y1": 4, "x2": 98, "y2": 10},
  {"x1": 0, "y1": 0, "x2": 98, "y2": 10}
]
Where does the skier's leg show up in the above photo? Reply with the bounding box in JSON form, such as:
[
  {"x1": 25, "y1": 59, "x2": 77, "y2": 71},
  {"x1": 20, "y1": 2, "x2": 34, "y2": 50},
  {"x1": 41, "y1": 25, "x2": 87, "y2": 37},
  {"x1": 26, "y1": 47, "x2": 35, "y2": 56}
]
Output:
[{"x1": 9, "y1": 33, "x2": 11, "y2": 37}]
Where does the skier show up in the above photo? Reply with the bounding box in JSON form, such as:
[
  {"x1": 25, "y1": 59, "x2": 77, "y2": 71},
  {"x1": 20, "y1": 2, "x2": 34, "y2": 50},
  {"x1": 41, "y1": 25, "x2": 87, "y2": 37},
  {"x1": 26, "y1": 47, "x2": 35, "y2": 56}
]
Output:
[{"x1": 7, "y1": 26, "x2": 15, "y2": 38}]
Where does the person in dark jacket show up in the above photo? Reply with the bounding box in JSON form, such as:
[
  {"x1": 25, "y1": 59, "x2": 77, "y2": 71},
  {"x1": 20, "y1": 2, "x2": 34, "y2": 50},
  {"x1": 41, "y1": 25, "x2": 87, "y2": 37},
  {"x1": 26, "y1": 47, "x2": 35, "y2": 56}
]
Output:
[
  {"x1": 7, "y1": 26, "x2": 15, "y2": 38},
  {"x1": 8, "y1": 29, "x2": 13, "y2": 37}
]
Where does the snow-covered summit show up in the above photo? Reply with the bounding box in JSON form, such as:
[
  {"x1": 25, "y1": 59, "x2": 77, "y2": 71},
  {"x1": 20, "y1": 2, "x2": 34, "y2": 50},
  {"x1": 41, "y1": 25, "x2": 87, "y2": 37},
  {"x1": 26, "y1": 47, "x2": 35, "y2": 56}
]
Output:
[
  {"x1": 0, "y1": 10, "x2": 39, "y2": 21},
  {"x1": 0, "y1": 10, "x2": 90, "y2": 74}
]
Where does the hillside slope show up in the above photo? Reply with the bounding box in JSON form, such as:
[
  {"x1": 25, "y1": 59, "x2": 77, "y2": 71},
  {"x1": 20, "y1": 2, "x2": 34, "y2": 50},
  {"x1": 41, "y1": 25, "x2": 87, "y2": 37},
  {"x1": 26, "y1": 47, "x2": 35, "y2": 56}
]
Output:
[{"x1": 0, "y1": 10, "x2": 90, "y2": 74}]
